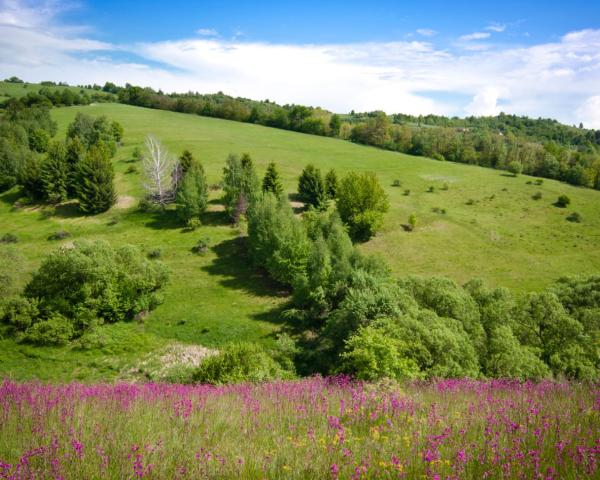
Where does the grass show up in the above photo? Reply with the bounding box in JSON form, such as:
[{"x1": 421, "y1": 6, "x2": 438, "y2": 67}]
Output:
[
  {"x1": 0, "y1": 378, "x2": 597, "y2": 479},
  {"x1": 1, "y1": 102, "x2": 600, "y2": 380}
]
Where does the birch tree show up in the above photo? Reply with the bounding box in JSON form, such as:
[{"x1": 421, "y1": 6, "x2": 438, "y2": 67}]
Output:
[{"x1": 142, "y1": 135, "x2": 178, "y2": 205}]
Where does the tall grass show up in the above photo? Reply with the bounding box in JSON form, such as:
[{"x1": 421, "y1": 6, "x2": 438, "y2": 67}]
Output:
[{"x1": 1, "y1": 378, "x2": 598, "y2": 479}]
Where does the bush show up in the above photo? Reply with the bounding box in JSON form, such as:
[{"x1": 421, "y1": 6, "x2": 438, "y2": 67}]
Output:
[
  {"x1": 298, "y1": 164, "x2": 327, "y2": 209},
  {"x1": 432, "y1": 152, "x2": 445, "y2": 161},
  {"x1": 125, "y1": 165, "x2": 138, "y2": 174},
  {"x1": 336, "y1": 172, "x2": 389, "y2": 242},
  {"x1": 532, "y1": 191, "x2": 542, "y2": 200},
  {"x1": 192, "y1": 342, "x2": 292, "y2": 384},
  {"x1": 534, "y1": 178, "x2": 544, "y2": 185},
  {"x1": 392, "y1": 179, "x2": 401, "y2": 187},
  {"x1": 191, "y1": 238, "x2": 210, "y2": 255},
  {"x1": 441, "y1": 183, "x2": 449, "y2": 190},
  {"x1": 48, "y1": 230, "x2": 71, "y2": 241},
  {"x1": 0, "y1": 233, "x2": 18, "y2": 244},
  {"x1": 147, "y1": 248, "x2": 163, "y2": 259},
  {"x1": 403, "y1": 189, "x2": 410, "y2": 196},
  {"x1": 507, "y1": 161, "x2": 523, "y2": 177},
  {"x1": 566, "y1": 212, "x2": 582, "y2": 223},
  {"x1": 19, "y1": 313, "x2": 74, "y2": 346},
  {"x1": 325, "y1": 169, "x2": 338, "y2": 199},
  {"x1": 555, "y1": 195, "x2": 571, "y2": 208},
  {"x1": 408, "y1": 214, "x2": 417, "y2": 231},
  {"x1": 427, "y1": 186, "x2": 435, "y2": 193}
]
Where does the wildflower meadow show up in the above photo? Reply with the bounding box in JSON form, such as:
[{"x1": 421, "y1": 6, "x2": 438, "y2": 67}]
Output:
[{"x1": 0, "y1": 377, "x2": 598, "y2": 479}]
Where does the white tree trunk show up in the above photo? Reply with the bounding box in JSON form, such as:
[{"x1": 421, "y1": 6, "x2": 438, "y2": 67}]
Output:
[{"x1": 142, "y1": 135, "x2": 178, "y2": 205}]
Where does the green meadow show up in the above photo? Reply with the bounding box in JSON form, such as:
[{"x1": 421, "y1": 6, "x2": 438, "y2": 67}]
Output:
[{"x1": 1, "y1": 102, "x2": 599, "y2": 380}]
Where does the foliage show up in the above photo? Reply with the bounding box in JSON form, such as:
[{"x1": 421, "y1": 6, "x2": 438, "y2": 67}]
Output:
[
  {"x1": 555, "y1": 194, "x2": 571, "y2": 207},
  {"x1": 222, "y1": 153, "x2": 260, "y2": 221},
  {"x1": 176, "y1": 161, "x2": 208, "y2": 223},
  {"x1": 76, "y1": 145, "x2": 116, "y2": 213},
  {"x1": 566, "y1": 212, "x2": 582, "y2": 223},
  {"x1": 325, "y1": 169, "x2": 338, "y2": 199},
  {"x1": 192, "y1": 342, "x2": 293, "y2": 384},
  {"x1": 298, "y1": 164, "x2": 327, "y2": 209},
  {"x1": 40, "y1": 141, "x2": 69, "y2": 203},
  {"x1": 507, "y1": 160, "x2": 523, "y2": 176},
  {"x1": 262, "y1": 162, "x2": 284, "y2": 197},
  {"x1": 336, "y1": 171, "x2": 389, "y2": 241}
]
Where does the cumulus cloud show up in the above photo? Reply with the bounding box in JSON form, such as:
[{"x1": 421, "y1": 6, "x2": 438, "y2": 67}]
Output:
[
  {"x1": 576, "y1": 96, "x2": 600, "y2": 129},
  {"x1": 459, "y1": 32, "x2": 491, "y2": 41},
  {"x1": 1, "y1": 0, "x2": 600, "y2": 125}
]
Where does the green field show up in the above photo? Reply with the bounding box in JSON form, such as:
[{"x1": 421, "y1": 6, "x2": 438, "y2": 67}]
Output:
[{"x1": 2, "y1": 103, "x2": 599, "y2": 380}]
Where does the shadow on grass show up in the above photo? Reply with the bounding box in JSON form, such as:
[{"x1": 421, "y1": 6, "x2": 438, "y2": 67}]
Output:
[
  {"x1": 200, "y1": 209, "x2": 230, "y2": 227},
  {"x1": 143, "y1": 210, "x2": 182, "y2": 230},
  {"x1": 53, "y1": 201, "x2": 81, "y2": 218},
  {"x1": 202, "y1": 236, "x2": 290, "y2": 304},
  {"x1": 0, "y1": 188, "x2": 22, "y2": 207}
]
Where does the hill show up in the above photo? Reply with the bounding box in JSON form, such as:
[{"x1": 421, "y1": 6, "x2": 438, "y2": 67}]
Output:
[{"x1": 1, "y1": 103, "x2": 599, "y2": 380}]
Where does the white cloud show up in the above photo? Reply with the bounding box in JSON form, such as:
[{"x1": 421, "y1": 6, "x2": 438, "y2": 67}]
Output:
[
  {"x1": 576, "y1": 96, "x2": 600, "y2": 129},
  {"x1": 416, "y1": 28, "x2": 437, "y2": 37},
  {"x1": 459, "y1": 32, "x2": 491, "y2": 41},
  {"x1": 196, "y1": 28, "x2": 218, "y2": 37},
  {"x1": 1, "y1": 0, "x2": 600, "y2": 125},
  {"x1": 486, "y1": 23, "x2": 506, "y2": 33}
]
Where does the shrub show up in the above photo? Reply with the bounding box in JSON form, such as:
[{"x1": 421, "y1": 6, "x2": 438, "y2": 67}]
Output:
[
  {"x1": 0, "y1": 296, "x2": 38, "y2": 331},
  {"x1": 298, "y1": 164, "x2": 327, "y2": 209},
  {"x1": 147, "y1": 248, "x2": 163, "y2": 259},
  {"x1": 48, "y1": 230, "x2": 71, "y2": 241},
  {"x1": 19, "y1": 313, "x2": 74, "y2": 346},
  {"x1": 555, "y1": 195, "x2": 570, "y2": 208},
  {"x1": 466, "y1": 198, "x2": 476, "y2": 205},
  {"x1": 507, "y1": 161, "x2": 523, "y2": 177},
  {"x1": 186, "y1": 218, "x2": 202, "y2": 231},
  {"x1": 566, "y1": 212, "x2": 582, "y2": 223},
  {"x1": 403, "y1": 189, "x2": 410, "y2": 196},
  {"x1": 325, "y1": 169, "x2": 338, "y2": 199},
  {"x1": 441, "y1": 183, "x2": 449, "y2": 190},
  {"x1": 432, "y1": 152, "x2": 445, "y2": 161},
  {"x1": 392, "y1": 179, "x2": 401, "y2": 187},
  {"x1": 427, "y1": 186, "x2": 435, "y2": 193},
  {"x1": 191, "y1": 238, "x2": 210, "y2": 255},
  {"x1": 532, "y1": 191, "x2": 542, "y2": 200},
  {"x1": 534, "y1": 178, "x2": 544, "y2": 185},
  {"x1": 408, "y1": 214, "x2": 417, "y2": 231},
  {"x1": 336, "y1": 172, "x2": 389, "y2": 242},
  {"x1": 192, "y1": 342, "x2": 292, "y2": 384},
  {"x1": 125, "y1": 165, "x2": 138, "y2": 174},
  {"x1": 0, "y1": 233, "x2": 18, "y2": 244}
]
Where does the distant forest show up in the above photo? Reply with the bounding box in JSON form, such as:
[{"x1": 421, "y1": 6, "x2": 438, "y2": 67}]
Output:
[{"x1": 4, "y1": 79, "x2": 600, "y2": 189}]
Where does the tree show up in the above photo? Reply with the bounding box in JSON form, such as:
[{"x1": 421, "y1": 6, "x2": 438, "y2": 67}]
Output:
[
  {"x1": 179, "y1": 150, "x2": 195, "y2": 175},
  {"x1": 408, "y1": 213, "x2": 417, "y2": 231},
  {"x1": 329, "y1": 114, "x2": 341, "y2": 136},
  {"x1": 40, "y1": 141, "x2": 69, "y2": 203},
  {"x1": 325, "y1": 169, "x2": 338, "y2": 199},
  {"x1": 507, "y1": 160, "x2": 523, "y2": 176},
  {"x1": 262, "y1": 162, "x2": 284, "y2": 197},
  {"x1": 336, "y1": 172, "x2": 389, "y2": 241},
  {"x1": 298, "y1": 164, "x2": 327, "y2": 209},
  {"x1": 222, "y1": 153, "x2": 260, "y2": 221},
  {"x1": 142, "y1": 135, "x2": 178, "y2": 205},
  {"x1": 76, "y1": 145, "x2": 116, "y2": 214},
  {"x1": 176, "y1": 162, "x2": 208, "y2": 223}
]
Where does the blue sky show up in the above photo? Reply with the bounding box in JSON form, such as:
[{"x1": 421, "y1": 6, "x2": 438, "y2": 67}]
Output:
[{"x1": 1, "y1": 0, "x2": 600, "y2": 126}]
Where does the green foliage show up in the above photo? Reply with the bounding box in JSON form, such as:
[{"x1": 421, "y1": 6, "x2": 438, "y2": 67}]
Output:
[
  {"x1": 555, "y1": 194, "x2": 571, "y2": 207},
  {"x1": 192, "y1": 342, "x2": 293, "y2": 384},
  {"x1": 329, "y1": 114, "x2": 341, "y2": 136},
  {"x1": 76, "y1": 145, "x2": 116, "y2": 213},
  {"x1": 532, "y1": 191, "x2": 542, "y2": 200},
  {"x1": 408, "y1": 213, "x2": 417, "y2": 231},
  {"x1": 66, "y1": 112, "x2": 119, "y2": 155},
  {"x1": 19, "y1": 241, "x2": 169, "y2": 343},
  {"x1": 507, "y1": 161, "x2": 523, "y2": 176},
  {"x1": 0, "y1": 296, "x2": 38, "y2": 331},
  {"x1": 178, "y1": 149, "x2": 195, "y2": 174},
  {"x1": 262, "y1": 162, "x2": 284, "y2": 197},
  {"x1": 18, "y1": 154, "x2": 45, "y2": 200},
  {"x1": 40, "y1": 141, "x2": 69, "y2": 203},
  {"x1": 298, "y1": 164, "x2": 327, "y2": 209},
  {"x1": 19, "y1": 313, "x2": 74, "y2": 346},
  {"x1": 336, "y1": 172, "x2": 389, "y2": 241},
  {"x1": 340, "y1": 321, "x2": 421, "y2": 380},
  {"x1": 222, "y1": 153, "x2": 260, "y2": 221},
  {"x1": 566, "y1": 212, "x2": 582, "y2": 223},
  {"x1": 247, "y1": 193, "x2": 310, "y2": 285},
  {"x1": 325, "y1": 169, "x2": 338, "y2": 199},
  {"x1": 176, "y1": 161, "x2": 208, "y2": 223}
]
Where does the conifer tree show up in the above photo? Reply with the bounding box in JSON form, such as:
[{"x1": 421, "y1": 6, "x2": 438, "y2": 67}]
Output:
[
  {"x1": 325, "y1": 168, "x2": 338, "y2": 199},
  {"x1": 298, "y1": 164, "x2": 327, "y2": 210},
  {"x1": 40, "y1": 141, "x2": 69, "y2": 203},
  {"x1": 76, "y1": 145, "x2": 116, "y2": 214},
  {"x1": 176, "y1": 162, "x2": 208, "y2": 223},
  {"x1": 262, "y1": 162, "x2": 284, "y2": 197}
]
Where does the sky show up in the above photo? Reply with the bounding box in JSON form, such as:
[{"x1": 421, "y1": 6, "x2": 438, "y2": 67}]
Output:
[{"x1": 1, "y1": 0, "x2": 600, "y2": 126}]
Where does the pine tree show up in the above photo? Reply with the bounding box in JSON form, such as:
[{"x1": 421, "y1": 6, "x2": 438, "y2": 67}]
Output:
[
  {"x1": 65, "y1": 136, "x2": 86, "y2": 196},
  {"x1": 222, "y1": 153, "x2": 260, "y2": 221},
  {"x1": 298, "y1": 164, "x2": 327, "y2": 209},
  {"x1": 262, "y1": 162, "x2": 284, "y2": 197},
  {"x1": 76, "y1": 146, "x2": 116, "y2": 214},
  {"x1": 325, "y1": 168, "x2": 338, "y2": 199},
  {"x1": 40, "y1": 141, "x2": 69, "y2": 203},
  {"x1": 176, "y1": 162, "x2": 208, "y2": 223},
  {"x1": 179, "y1": 150, "x2": 195, "y2": 175}
]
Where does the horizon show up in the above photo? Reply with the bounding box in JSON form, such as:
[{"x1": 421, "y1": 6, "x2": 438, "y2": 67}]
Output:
[{"x1": 1, "y1": 0, "x2": 600, "y2": 127}]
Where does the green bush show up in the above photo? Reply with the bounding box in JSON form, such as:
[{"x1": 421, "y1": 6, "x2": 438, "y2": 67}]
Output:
[
  {"x1": 20, "y1": 313, "x2": 74, "y2": 346},
  {"x1": 0, "y1": 233, "x2": 18, "y2": 244},
  {"x1": 566, "y1": 212, "x2": 582, "y2": 223},
  {"x1": 336, "y1": 172, "x2": 389, "y2": 242},
  {"x1": 555, "y1": 194, "x2": 570, "y2": 208},
  {"x1": 507, "y1": 161, "x2": 523, "y2": 177},
  {"x1": 192, "y1": 343, "x2": 293, "y2": 384},
  {"x1": 532, "y1": 191, "x2": 542, "y2": 200}
]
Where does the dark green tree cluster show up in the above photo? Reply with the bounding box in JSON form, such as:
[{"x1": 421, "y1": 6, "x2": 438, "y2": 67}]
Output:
[
  {"x1": 0, "y1": 241, "x2": 169, "y2": 345},
  {"x1": 0, "y1": 110, "x2": 121, "y2": 213},
  {"x1": 175, "y1": 151, "x2": 208, "y2": 224}
]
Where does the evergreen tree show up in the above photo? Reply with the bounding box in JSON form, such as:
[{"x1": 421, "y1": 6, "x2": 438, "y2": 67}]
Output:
[
  {"x1": 176, "y1": 162, "x2": 208, "y2": 223},
  {"x1": 262, "y1": 162, "x2": 284, "y2": 197},
  {"x1": 298, "y1": 164, "x2": 327, "y2": 209},
  {"x1": 40, "y1": 141, "x2": 69, "y2": 203},
  {"x1": 325, "y1": 168, "x2": 338, "y2": 199},
  {"x1": 222, "y1": 153, "x2": 260, "y2": 221},
  {"x1": 179, "y1": 150, "x2": 196, "y2": 175},
  {"x1": 65, "y1": 136, "x2": 86, "y2": 196},
  {"x1": 329, "y1": 114, "x2": 341, "y2": 136},
  {"x1": 76, "y1": 146, "x2": 116, "y2": 214}
]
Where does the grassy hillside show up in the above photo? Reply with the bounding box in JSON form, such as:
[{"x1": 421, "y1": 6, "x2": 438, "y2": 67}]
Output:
[{"x1": 1, "y1": 102, "x2": 599, "y2": 380}]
